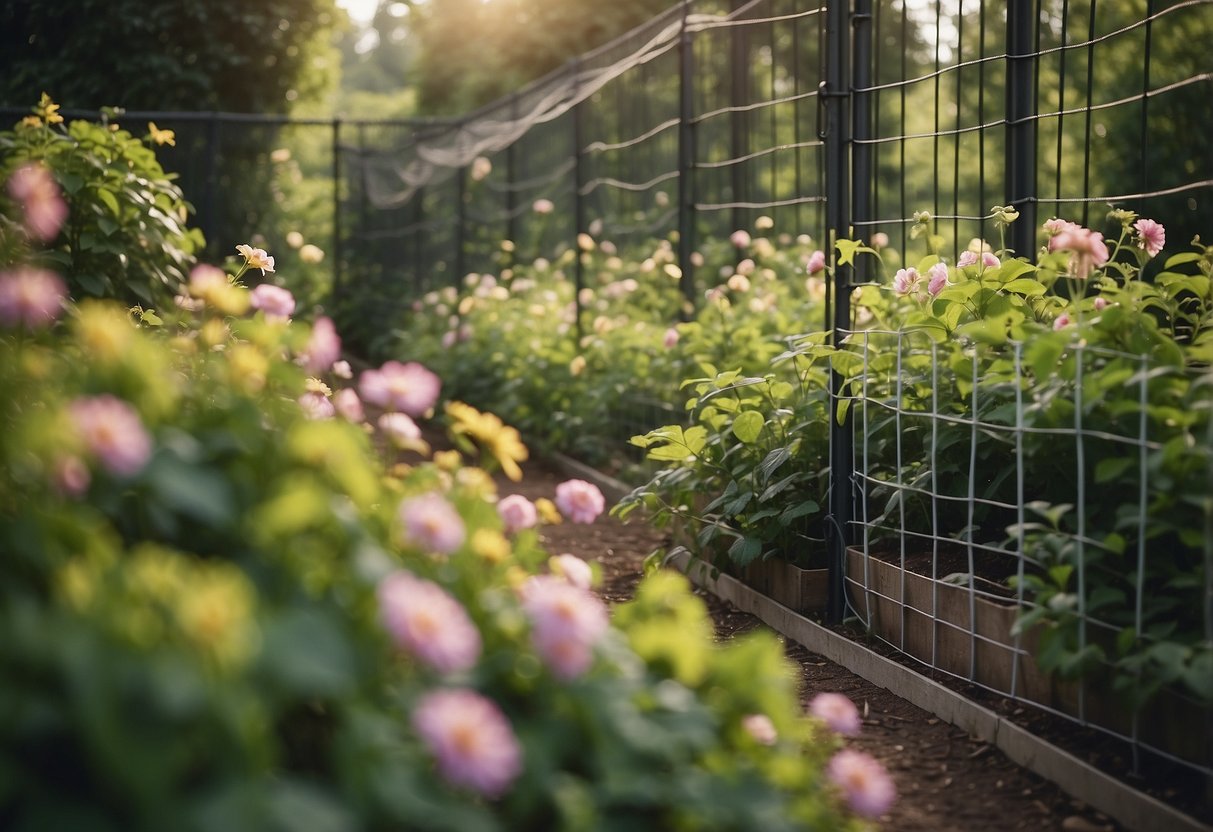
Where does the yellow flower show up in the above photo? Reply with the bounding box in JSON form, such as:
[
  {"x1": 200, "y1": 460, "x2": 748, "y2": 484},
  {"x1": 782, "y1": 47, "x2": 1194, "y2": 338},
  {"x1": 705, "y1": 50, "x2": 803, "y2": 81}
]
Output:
[
  {"x1": 305, "y1": 377, "x2": 332, "y2": 396},
  {"x1": 536, "y1": 497, "x2": 562, "y2": 525},
  {"x1": 19, "y1": 115, "x2": 42, "y2": 129},
  {"x1": 147, "y1": 122, "x2": 176, "y2": 147},
  {"x1": 175, "y1": 565, "x2": 257, "y2": 670},
  {"x1": 74, "y1": 302, "x2": 134, "y2": 363},
  {"x1": 505, "y1": 565, "x2": 529, "y2": 590},
  {"x1": 446, "y1": 401, "x2": 528, "y2": 482},
  {"x1": 433, "y1": 449, "x2": 462, "y2": 471},
  {"x1": 471, "y1": 528, "x2": 511, "y2": 564},
  {"x1": 569, "y1": 355, "x2": 586, "y2": 376},
  {"x1": 36, "y1": 92, "x2": 63, "y2": 124}
]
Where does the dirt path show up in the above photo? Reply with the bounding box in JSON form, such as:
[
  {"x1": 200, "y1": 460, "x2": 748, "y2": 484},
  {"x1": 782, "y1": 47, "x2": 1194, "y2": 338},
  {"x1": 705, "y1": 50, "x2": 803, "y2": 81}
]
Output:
[{"x1": 507, "y1": 459, "x2": 1124, "y2": 832}]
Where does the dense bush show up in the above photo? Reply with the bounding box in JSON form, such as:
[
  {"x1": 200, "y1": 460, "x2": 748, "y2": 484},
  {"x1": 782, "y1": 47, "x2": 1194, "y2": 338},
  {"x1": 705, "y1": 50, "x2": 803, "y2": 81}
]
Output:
[
  {"x1": 0, "y1": 97, "x2": 203, "y2": 306},
  {"x1": 0, "y1": 151, "x2": 891, "y2": 828}
]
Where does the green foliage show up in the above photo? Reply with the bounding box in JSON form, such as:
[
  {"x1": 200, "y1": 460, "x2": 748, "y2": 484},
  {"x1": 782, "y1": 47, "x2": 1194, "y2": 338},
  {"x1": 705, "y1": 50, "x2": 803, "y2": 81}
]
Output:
[
  {"x1": 0, "y1": 0, "x2": 342, "y2": 113},
  {"x1": 0, "y1": 188, "x2": 870, "y2": 829},
  {"x1": 1, "y1": 101, "x2": 203, "y2": 306}
]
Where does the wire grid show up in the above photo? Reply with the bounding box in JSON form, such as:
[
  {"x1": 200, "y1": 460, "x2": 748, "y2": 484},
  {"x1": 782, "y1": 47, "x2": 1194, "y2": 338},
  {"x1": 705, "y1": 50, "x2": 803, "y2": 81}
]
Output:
[
  {"x1": 855, "y1": 0, "x2": 1213, "y2": 260},
  {"x1": 840, "y1": 326, "x2": 1212, "y2": 774}
]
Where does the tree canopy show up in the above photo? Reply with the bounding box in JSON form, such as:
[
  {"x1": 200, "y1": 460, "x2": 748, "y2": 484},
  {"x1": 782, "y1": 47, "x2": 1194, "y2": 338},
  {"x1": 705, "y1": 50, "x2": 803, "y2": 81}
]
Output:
[{"x1": 0, "y1": 0, "x2": 344, "y2": 113}]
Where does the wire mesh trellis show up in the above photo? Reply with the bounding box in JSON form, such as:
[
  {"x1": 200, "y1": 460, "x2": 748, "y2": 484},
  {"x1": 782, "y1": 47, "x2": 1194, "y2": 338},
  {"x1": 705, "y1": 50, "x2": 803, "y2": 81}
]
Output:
[{"x1": 838, "y1": 327, "x2": 1213, "y2": 777}]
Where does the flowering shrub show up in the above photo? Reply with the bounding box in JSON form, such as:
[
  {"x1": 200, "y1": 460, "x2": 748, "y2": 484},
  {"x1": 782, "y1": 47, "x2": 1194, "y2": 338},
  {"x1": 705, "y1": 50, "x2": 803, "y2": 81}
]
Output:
[
  {"x1": 0, "y1": 97, "x2": 202, "y2": 305},
  {"x1": 0, "y1": 167, "x2": 885, "y2": 826}
]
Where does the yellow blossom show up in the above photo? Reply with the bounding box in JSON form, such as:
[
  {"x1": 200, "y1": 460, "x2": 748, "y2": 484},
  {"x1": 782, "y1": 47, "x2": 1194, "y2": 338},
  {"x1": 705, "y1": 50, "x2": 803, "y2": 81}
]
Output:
[
  {"x1": 305, "y1": 377, "x2": 332, "y2": 396},
  {"x1": 454, "y1": 466, "x2": 496, "y2": 498},
  {"x1": 471, "y1": 528, "x2": 511, "y2": 564},
  {"x1": 446, "y1": 401, "x2": 528, "y2": 482},
  {"x1": 569, "y1": 355, "x2": 586, "y2": 376},
  {"x1": 536, "y1": 497, "x2": 562, "y2": 525},
  {"x1": 505, "y1": 565, "x2": 529, "y2": 590},
  {"x1": 147, "y1": 122, "x2": 176, "y2": 146},
  {"x1": 36, "y1": 92, "x2": 63, "y2": 124},
  {"x1": 433, "y1": 449, "x2": 463, "y2": 471},
  {"x1": 19, "y1": 115, "x2": 42, "y2": 129},
  {"x1": 74, "y1": 302, "x2": 135, "y2": 363}
]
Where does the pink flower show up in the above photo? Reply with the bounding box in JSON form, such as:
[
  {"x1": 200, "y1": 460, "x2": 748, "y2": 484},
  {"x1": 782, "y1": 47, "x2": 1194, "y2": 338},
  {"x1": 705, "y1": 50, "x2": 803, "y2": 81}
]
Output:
[
  {"x1": 735, "y1": 258, "x2": 755, "y2": 276},
  {"x1": 549, "y1": 553, "x2": 593, "y2": 589},
  {"x1": 441, "y1": 330, "x2": 457, "y2": 349},
  {"x1": 1093, "y1": 296, "x2": 1109, "y2": 312},
  {"x1": 521, "y1": 576, "x2": 609, "y2": 679},
  {"x1": 1049, "y1": 224, "x2": 1109, "y2": 279},
  {"x1": 1134, "y1": 218, "x2": 1165, "y2": 258},
  {"x1": 189, "y1": 264, "x2": 227, "y2": 295},
  {"x1": 69, "y1": 395, "x2": 153, "y2": 477},
  {"x1": 303, "y1": 316, "x2": 341, "y2": 374},
  {"x1": 662, "y1": 327, "x2": 680, "y2": 349},
  {"x1": 730, "y1": 229, "x2": 751, "y2": 248},
  {"x1": 926, "y1": 262, "x2": 948, "y2": 297},
  {"x1": 7, "y1": 163, "x2": 67, "y2": 241},
  {"x1": 398, "y1": 493, "x2": 466, "y2": 555},
  {"x1": 497, "y1": 494, "x2": 538, "y2": 534},
  {"x1": 51, "y1": 455, "x2": 90, "y2": 498},
  {"x1": 298, "y1": 391, "x2": 335, "y2": 420},
  {"x1": 236, "y1": 244, "x2": 275, "y2": 275},
  {"x1": 412, "y1": 688, "x2": 522, "y2": 798},
  {"x1": 870, "y1": 232, "x2": 889, "y2": 249},
  {"x1": 378, "y1": 412, "x2": 421, "y2": 447},
  {"x1": 727, "y1": 273, "x2": 751, "y2": 292},
  {"x1": 892, "y1": 267, "x2": 920, "y2": 296},
  {"x1": 249, "y1": 284, "x2": 295, "y2": 320},
  {"x1": 333, "y1": 388, "x2": 364, "y2": 422},
  {"x1": 532, "y1": 198, "x2": 554, "y2": 215},
  {"x1": 805, "y1": 249, "x2": 826, "y2": 275},
  {"x1": 554, "y1": 479, "x2": 605, "y2": 524},
  {"x1": 827, "y1": 749, "x2": 896, "y2": 818},
  {"x1": 956, "y1": 251, "x2": 978, "y2": 268},
  {"x1": 742, "y1": 714, "x2": 778, "y2": 746},
  {"x1": 332, "y1": 360, "x2": 353, "y2": 380},
  {"x1": 359, "y1": 360, "x2": 442, "y2": 417},
  {"x1": 378, "y1": 571, "x2": 481, "y2": 673},
  {"x1": 1053, "y1": 311, "x2": 1071, "y2": 331},
  {"x1": 809, "y1": 692, "x2": 862, "y2": 736},
  {"x1": 0, "y1": 267, "x2": 67, "y2": 329},
  {"x1": 981, "y1": 252, "x2": 1001, "y2": 269},
  {"x1": 1043, "y1": 217, "x2": 1078, "y2": 237}
]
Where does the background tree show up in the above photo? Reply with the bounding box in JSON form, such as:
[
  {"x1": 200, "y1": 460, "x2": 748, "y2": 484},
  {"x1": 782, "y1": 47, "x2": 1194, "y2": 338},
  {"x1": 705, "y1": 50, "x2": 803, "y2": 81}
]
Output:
[
  {"x1": 0, "y1": 0, "x2": 343, "y2": 113},
  {"x1": 412, "y1": 0, "x2": 674, "y2": 115}
]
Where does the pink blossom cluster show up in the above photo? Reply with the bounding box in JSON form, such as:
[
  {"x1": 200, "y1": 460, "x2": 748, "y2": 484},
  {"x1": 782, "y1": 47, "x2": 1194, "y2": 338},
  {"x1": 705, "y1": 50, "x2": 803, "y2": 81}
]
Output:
[
  {"x1": 303, "y1": 316, "x2": 342, "y2": 374},
  {"x1": 1045, "y1": 219, "x2": 1109, "y2": 279},
  {"x1": 827, "y1": 749, "x2": 896, "y2": 818},
  {"x1": 0, "y1": 267, "x2": 66, "y2": 330},
  {"x1": 411, "y1": 688, "x2": 523, "y2": 797},
  {"x1": 808, "y1": 692, "x2": 862, "y2": 736},
  {"x1": 520, "y1": 575, "x2": 608, "y2": 679},
  {"x1": 549, "y1": 553, "x2": 593, "y2": 590},
  {"x1": 1133, "y1": 217, "x2": 1165, "y2": 258},
  {"x1": 956, "y1": 250, "x2": 1000, "y2": 270},
  {"x1": 69, "y1": 395, "x2": 153, "y2": 478},
  {"x1": 360, "y1": 360, "x2": 442, "y2": 417},
  {"x1": 805, "y1": 249, "x2": 826, "y2": 275},
  {"x1": 553, "y1": 479, "x2": 605, "y2": 524},
  {"x1": 398, "y1": 492, "x2": 466, "y2": 554},
  {"x1": 378, "y1": 412, "x2": 422, "y2": 447},
  {"x1": 249, "y1": 283, "x2": 295, "y2": 320},
  {"x1": 298, "y1": 391, "x2": 335, "y2": 420},
  {"x1": 742, "y1": 714, "x2": 778, "y2": 746},
  {"x1": 7, "y1": 163, "x2": 67, "y2": 242},
  {"x1": 378, "y1": 571, "x2": 481, "y2": 673},
  {"x1": 333, "y1": 388, "x2": 364, "y2": 422},
  {"x1": 497, "y1": 494, "x2": 538, "y2": 534}
]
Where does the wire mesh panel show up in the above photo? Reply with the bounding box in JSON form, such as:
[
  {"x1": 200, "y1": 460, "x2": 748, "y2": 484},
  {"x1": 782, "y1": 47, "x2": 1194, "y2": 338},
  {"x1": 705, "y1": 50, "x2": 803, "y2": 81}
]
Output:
[{"x1": 839, "y1": 325, "x2": 1213, "y2": 775}]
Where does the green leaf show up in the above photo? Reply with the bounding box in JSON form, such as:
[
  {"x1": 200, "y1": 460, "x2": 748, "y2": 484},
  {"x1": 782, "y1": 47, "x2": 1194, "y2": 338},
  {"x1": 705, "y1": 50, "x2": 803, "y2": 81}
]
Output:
[
  {"x1": 95, "y1": 187, "x2": 120, "y2": 216},
  {"x1": 727, "y1": 536, "x2": 764, "y2": 567},
  {"x1": 1095, "y1": 457, "x2": 1134, "y2": 484},
  {"x1": 758, "y1": 447, "x2": 791, "y2": 482},
  {"x1": 1163, "y1": 251, "x2": 1203, "y2": 269},
  {"x1": 1001, "y1": 278, "x2": 1047, "y2": 296},
  {"x1": 731, "y1": 411, "x2": 765, "y2": 444},
  {"x1": 835, "y1": 238, "x2": 875, "y2": 267}
]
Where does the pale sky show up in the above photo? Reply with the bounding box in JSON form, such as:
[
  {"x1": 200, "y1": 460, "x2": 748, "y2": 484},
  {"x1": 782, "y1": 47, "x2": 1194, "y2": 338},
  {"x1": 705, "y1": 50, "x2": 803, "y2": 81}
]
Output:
[{"x1": 336, "y1": 0, "x2": 378, "y2": 25}]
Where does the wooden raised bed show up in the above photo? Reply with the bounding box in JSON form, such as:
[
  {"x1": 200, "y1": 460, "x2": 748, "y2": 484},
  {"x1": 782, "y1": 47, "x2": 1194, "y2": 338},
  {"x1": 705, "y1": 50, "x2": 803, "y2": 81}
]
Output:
[{"x1": 844, "y1": 546, "x2": 1210, "y2": 768}]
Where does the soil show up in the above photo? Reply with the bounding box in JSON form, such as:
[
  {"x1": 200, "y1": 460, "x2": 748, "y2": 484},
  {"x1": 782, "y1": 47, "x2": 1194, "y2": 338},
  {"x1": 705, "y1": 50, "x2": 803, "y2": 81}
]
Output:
[{"x1": 498, "y1": 456, "x2": 1153, "y2": 832}]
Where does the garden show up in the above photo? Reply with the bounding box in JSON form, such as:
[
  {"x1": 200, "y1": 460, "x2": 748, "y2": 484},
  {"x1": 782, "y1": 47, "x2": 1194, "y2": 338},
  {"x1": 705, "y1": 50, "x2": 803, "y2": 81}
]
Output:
[{"x1": 2, "y1": 0, "x2": 1212, "y2": 830}]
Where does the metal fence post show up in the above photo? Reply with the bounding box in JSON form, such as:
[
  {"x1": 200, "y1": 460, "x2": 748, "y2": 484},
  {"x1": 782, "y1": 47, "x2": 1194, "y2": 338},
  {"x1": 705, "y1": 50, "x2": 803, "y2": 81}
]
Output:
[
  {"x1": 572, "y1": 60, "x2": 587, "y2": 342},
  {"x1": 1006, "y1": 2, "x2": 1037, "y2": 256},
  {"x1": 825, "y1": 0, "x2": 853, "y2": 625},
  {"x1": 677, "y1": 0, "x2": 697, "y2": 318},
  {"x1": 852, "y1": 0, "x2": 872, "y2": 277},
  {"x1": 729, "y1": 0, "x2": 750, "y2": 236},
  {"x1": 331, "y1": 117, "x2": 342, "y2": 306},
  {"x1": 506, "y1": 94, "x2": 519, "y2": 270}
]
